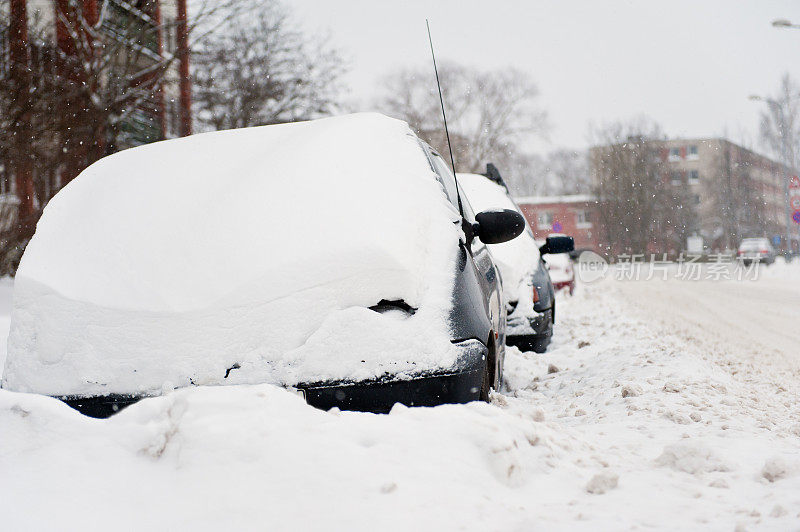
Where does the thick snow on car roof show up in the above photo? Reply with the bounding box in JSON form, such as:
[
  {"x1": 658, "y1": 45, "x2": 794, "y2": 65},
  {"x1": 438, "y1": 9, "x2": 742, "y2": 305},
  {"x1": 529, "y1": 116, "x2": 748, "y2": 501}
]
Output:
[
  {"x1": 457, "y1": 173, "x2": 540, "y2": 302},
  {"x1": 3, "y1": 113, "x2": 463, "y2": 396}
]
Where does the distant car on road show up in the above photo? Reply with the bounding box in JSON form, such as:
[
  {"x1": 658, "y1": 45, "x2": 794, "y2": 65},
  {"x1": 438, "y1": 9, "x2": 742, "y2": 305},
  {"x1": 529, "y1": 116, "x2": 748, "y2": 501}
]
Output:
[
  {"x1": 737, "y1": 237, "x2": 776, "y2": 266},
  {"x1": 458, "y1": 169, "x2": 573, "y2": 353},
  {"x1": 1, "y1": 113, "x2": 526, "y2": 417},
  {"x1": 543, "y1": 245, "x2": 576, "y2": 295}
]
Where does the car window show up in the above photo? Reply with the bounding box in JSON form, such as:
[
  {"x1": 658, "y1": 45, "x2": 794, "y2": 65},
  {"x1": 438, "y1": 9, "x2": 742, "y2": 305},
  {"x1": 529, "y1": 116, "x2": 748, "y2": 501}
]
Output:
[
  {"x1": 739, "y1": 238, "x2": 769, "y2": 250},
  {"x1": 429, "y1": 153, "x2": 460, "y2": 208}
]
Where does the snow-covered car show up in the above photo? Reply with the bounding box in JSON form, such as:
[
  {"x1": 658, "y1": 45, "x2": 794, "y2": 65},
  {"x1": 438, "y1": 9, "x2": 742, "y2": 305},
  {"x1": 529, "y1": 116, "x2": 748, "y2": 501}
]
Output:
[
  {"x1": 737, "y1": 237, "x2": 776, "y2": 265},
  {"x1": 1, "y1": 113, "x2": 526, "y2": 417},
  {"x1": 543, "y1": 236, "x2": 576, "y2": 295},
  {"x1": 457, "y1": 170, "x2": 573, "y2": 353}
]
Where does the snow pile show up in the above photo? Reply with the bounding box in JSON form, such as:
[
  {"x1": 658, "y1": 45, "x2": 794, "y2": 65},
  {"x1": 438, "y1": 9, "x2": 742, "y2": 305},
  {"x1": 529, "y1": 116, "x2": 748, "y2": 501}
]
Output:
[
  {"x1": 3, "y1": 275, "x2": 800, "y2": 529},
  {"x1": 3, "y1": 113, "x2": 464, "y2": 397},
  {"x1": 456, "y1": 173, "x2": 540, "y2": 303},
  {"x1": 760, "y1": 256, "x2": 800, "y2": 281},
  {"x1": 0, "y1": 383, "x2": 568, "y2": 531},
  {"x1": 500, "y1": 279, "x2": 800, "y2": 529}
]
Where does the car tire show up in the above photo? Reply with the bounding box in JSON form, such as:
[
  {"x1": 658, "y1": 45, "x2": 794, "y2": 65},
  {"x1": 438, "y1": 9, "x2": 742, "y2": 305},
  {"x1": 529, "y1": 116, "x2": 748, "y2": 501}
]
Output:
[
  {"x1": 480, "y1": 336, "x2": 497, "y2": 402},
  {"x1": 530, "y1": 329, "x2": 552, "y2": 353},
  {"x1": 508, "y1": 330, "x2": 552, "y2": 354}
]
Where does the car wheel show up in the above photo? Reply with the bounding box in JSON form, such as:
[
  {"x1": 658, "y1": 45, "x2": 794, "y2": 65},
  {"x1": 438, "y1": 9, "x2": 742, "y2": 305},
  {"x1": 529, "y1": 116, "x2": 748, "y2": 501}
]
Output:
[
  {"x1": 530, "y1": 328, "x2": 552, "y2": 353},
  {"x1": 480, "y1": 336, "x2": 496, "y2": 402}
]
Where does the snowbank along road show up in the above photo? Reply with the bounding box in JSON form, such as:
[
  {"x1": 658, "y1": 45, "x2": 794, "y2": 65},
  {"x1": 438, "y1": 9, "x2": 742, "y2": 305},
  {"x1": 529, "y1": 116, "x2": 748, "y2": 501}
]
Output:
[{"x1": 1, "y1": 263, "x2": 799, "y2": 530}]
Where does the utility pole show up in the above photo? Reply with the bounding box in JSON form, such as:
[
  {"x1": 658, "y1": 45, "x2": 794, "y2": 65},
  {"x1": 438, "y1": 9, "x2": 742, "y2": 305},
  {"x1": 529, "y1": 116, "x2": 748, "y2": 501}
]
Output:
[
  {"x1": 770, "y1": 18, "x2": 800, "y2": 253},
  {"x1": 750, "y1": 94, "x2": 797, "y2": 253},
  {"x1": 774, "y1": 102, "x2": 797, "y2": 253},
  {"x1": 176, "y1": 0, "x2": 192, "y2": 137}
]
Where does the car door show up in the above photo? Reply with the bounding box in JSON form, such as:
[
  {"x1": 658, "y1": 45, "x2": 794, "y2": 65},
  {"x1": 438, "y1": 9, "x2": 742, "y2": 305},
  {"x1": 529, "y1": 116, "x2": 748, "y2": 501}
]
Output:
[{"x1": 424, "y1": 148, "x2": 506, "y2": 382}]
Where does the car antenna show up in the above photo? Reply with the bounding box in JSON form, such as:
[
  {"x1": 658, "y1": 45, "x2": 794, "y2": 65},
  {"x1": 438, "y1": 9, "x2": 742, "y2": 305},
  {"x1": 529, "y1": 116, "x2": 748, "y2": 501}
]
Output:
[{"x1": 426, "y1": 19, "x2": 464, "y2": 218}]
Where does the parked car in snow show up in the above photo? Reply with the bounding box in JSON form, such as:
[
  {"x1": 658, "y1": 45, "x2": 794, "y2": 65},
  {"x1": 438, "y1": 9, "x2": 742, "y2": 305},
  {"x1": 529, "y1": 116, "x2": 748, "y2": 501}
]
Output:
[
  {"x1": 457, "y1": 169, "x2": 573, "y2": 353},
  {"x1": 543, "y1": 245, "x2": 576, "y2": 295},
  {"x1": 737, "y1": 238, "x2": 776, "y2": 265},
  {"x1": 1, "y1": 113, "x2": 526, "y2": 417}
]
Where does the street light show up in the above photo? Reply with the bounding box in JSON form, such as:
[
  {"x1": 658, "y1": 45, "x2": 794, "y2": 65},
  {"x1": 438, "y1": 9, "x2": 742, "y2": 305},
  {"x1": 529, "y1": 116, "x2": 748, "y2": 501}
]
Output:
[
  {"x1": 749, "y1": 93, "x2": 799, "y2": 252},
  {"x1": 766, "y1": 16, "x2": 800, "y2": 253},
  {"x1": 772, "y1": 19, "x2": 800, "y2": 29}
]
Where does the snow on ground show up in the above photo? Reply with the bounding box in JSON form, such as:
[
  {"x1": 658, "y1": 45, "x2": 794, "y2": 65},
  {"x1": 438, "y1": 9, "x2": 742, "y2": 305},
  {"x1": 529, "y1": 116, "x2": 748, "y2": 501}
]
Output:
[{"x1": 2, "y1": 263, "x2": 800, "y2": 530}]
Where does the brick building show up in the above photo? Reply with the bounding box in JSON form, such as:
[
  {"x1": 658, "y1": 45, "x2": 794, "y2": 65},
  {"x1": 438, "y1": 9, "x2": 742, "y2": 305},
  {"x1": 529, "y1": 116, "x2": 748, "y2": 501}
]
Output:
[
  {"x1": 2, "y1": 0, "x2": 192, "y2": 219},
  {"x1": 515, "y1": 194, "x2": 600, "y2": 251}
]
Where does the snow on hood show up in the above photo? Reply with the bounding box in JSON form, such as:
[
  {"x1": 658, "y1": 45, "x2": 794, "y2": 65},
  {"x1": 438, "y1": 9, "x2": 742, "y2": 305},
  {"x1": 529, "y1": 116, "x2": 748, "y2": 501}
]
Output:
[
  {"x1": 457, "y1": 173, "x2": 540, "y2": 302},
  {"x1": 3, "y1": 113, "x2": 464, "y2": 397}
]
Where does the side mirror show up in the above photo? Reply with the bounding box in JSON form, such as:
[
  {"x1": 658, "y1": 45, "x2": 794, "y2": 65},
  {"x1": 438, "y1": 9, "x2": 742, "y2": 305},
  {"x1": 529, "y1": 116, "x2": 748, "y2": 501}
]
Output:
[
  {"x1": 540, "y1": 235, "x2": 574, "y2": 255},
  {"x1": 474, "y1": 209, "x2": 525, "y2": 244}
]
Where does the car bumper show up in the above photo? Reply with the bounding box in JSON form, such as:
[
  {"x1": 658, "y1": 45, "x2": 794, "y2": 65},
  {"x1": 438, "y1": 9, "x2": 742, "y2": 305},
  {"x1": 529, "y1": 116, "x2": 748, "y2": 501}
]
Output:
[
  {"x1": 58, "y1": 340, "x2": 488, "y2": 418},
  {"x1": 301, "y1": 366, "x2": 483, "y2": 413},
  {"x1": 552, "y1": 280, "x2": 574, "y2": 291},
  {"x1": 507, "y1": 308, "x2": 552, "y2": 340}
]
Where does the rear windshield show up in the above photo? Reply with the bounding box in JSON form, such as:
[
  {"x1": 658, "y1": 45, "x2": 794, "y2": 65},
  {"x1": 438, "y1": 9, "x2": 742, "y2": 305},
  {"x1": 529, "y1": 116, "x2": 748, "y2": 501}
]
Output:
[{"x1": 739, "y1": 239, "x2": 768, "y2": 250}]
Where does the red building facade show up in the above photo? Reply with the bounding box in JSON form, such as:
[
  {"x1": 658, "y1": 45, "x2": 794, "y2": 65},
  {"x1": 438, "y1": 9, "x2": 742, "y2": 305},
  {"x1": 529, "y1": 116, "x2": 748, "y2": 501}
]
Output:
[{"x1": 515, "y1": 195, "x2": 601, "y2": 251}]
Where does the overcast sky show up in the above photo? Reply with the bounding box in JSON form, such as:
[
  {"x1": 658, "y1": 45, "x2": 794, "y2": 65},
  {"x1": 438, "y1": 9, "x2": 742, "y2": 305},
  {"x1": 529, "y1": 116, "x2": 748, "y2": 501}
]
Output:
[{"x1": 290, "y1": 0, "x2": 800, "y2": 153}]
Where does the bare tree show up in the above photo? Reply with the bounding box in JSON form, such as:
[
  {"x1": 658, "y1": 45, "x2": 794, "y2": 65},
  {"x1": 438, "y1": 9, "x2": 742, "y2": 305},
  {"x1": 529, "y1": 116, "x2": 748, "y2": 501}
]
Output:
[
  {"x1": 542, "y1": 148, "x2": 590, "y2": 195},
  {"x1": 376, "y1": 62, "x2": 548, "y2": 182},
  {"x1": 759, "y1": 73, "x2": 800, "y2": 169},
  {"x1": 703, "y1": 140, "x2": 777, "y2": 250},
  {"x1": 0, "y1": 0, "x2": 243, "y2": 275},
  {"x1": 589, "y1": 119, "x2": 676, "y2": 255},
  {"x1": 758, "y1": 73, "x2": 800, "y2": 251},
  {"x1": 192, "y1": 0, "x2": 345, "y2": 131}
]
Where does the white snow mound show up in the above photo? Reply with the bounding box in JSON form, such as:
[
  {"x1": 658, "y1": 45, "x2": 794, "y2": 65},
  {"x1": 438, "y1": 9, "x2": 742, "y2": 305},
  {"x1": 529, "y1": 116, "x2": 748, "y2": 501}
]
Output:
[{"x1": 3, "y1": 113, "x2": 463, "y2": 397}]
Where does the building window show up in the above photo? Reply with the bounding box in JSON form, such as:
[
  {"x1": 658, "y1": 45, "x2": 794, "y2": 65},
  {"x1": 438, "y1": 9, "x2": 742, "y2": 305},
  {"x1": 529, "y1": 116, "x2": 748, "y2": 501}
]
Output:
[
  {"x1": 670, "y1": 171, "x2": 682, "y2": 186},
  {"x1": 576, "y1": 209, "x2": 592, "y2": 228},
  {"x1": 669, "y1": 147, "x2": 682, "y2": 161},
  {"x1": 165, "y1": 18, "x2": 177, "y2": 55},
  {"x1": 693, "y1": 194, "x2": 701, "y2": 205},
  {"x1": 165, "y1": 98, "x2": 180, "y2": 138},
  {"x1": 688, "y1": 145, "x2": 699, "y2": 160},
  {"x1": 537, "y1": 211, "x2": 553, "y2": 230},
  {"x1": 0, "y1": 165, "x2": 11, "y2": 195},
  {"x1": 688, "y1": 170, "x2": 699, "y2": 184},
  {"x1": 102, "y1": 0, "x2": 160, "y2": 55}
]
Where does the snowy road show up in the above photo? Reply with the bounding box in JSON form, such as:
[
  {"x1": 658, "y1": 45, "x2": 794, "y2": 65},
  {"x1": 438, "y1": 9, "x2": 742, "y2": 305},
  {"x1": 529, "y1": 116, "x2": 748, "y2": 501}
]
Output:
[
  {"x1": 611, "y1": 265, "x2": 800, "y2": 375},
  {"x1": 1, "y1": 264, "x2": 800, "y2": 530}
]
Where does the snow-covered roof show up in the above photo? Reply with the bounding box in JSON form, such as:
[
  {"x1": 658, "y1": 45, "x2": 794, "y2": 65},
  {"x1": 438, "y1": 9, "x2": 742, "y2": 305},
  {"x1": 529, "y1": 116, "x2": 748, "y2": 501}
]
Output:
[
  {"x1": 457, "y1": 173, "x2": 540, "y2": 303},
  {"x1": 513, "y1": 194, "x2": 596, "y2": 205},
  {"x1": 3, "y1": 113, "x2": 464, "y2": 397}
]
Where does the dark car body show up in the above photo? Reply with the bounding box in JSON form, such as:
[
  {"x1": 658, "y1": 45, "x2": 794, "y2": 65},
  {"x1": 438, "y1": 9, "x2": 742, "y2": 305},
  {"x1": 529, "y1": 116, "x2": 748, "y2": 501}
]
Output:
[
  {"x1": 457, "y1": 167, "x2": 573, "y2": 354},
  {"x1": 275, "y1": 144, "x2": 510, "y2": 414},
  {"x1": 515, "y1": 255, "x2": 557, "y2": 348},
  {"x1": 504, "y1": 234, "x2": 558, "y2": 353},
  {"x1": 60, "y1": 139, "x2": 511, "y2": 418}
]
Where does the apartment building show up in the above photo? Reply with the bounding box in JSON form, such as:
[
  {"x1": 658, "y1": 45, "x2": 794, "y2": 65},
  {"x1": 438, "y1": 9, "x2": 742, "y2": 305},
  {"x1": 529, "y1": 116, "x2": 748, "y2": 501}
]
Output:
[
  {"x1": 515, "y1": 195, "x2": 600, "y2": 250},
  {"x1": 659, "y1": 138, "x2": 793, "y2": 252}
]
